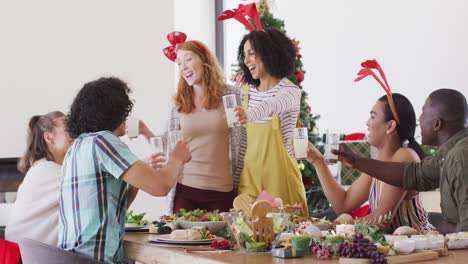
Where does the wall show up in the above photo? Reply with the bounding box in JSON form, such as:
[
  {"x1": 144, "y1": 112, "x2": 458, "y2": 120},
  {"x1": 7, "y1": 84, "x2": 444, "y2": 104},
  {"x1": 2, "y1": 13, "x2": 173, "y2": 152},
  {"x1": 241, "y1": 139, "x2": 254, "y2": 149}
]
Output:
[
  {"x1": 223, "y1": 0, "x2": 468, "y2": 137},
  {"x1": 0, "y1": 0, "x2": 176, "y2": 158},
  {"x1": 0, "y1": 0, "x2": 178, "y2": 221},
  {"x1": 129, "y1": 0, "x2": 218, "y2": 221}
]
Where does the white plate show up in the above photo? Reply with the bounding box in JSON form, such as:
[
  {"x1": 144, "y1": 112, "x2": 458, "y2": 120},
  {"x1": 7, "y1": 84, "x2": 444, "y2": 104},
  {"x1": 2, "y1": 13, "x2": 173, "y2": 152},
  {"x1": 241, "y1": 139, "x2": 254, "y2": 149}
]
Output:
[
  {"x1": 311, "y1": 224, "x2": 331, "y2": 231},
  {"x1": 179, "y1": 220, "x2": 227, "y2": 233},
  {"x1": 149, "y1": 234, "x2": 215, "y2": 245},
  {"x1": 125, "y1": 224, "x2": 149, "y2": 231}
]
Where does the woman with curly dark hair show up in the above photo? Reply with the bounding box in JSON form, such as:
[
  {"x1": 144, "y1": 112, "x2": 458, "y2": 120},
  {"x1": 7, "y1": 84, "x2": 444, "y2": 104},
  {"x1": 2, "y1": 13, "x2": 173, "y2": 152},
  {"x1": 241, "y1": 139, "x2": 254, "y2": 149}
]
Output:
[
  {"x1": 58, "y1": 77, "x2": 191, "y2": 263},
  {"x1": 232, "y1": 27, "x2": 308, "y2": 215}
]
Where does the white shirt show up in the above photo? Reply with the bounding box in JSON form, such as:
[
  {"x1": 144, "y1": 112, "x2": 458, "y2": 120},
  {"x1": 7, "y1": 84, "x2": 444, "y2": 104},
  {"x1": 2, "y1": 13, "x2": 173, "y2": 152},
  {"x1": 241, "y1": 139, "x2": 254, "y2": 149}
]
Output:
[{"x1": 5, "y1": 158, "x2": 61, "y2": 246}]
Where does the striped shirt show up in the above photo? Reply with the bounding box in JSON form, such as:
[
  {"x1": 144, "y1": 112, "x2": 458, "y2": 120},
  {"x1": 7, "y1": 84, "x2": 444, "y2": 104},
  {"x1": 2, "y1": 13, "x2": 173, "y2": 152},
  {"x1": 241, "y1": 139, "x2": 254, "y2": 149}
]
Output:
[
  {"x1": 58, "y1": 131, "x2": 138, "y2": 263},
  {"x1": 369, "y1": 179, "x2": 434, "y2": 232},
  {"x1": 233, "y1": 78, "x2": 301, "y2": 184}
]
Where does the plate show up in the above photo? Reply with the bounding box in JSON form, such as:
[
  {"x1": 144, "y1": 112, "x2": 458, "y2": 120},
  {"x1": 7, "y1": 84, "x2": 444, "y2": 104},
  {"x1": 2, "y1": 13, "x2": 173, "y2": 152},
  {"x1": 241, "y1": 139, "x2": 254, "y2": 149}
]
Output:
[
  {"x1": 311, "y1": 224, "x2": 331, "y2": 231},
  {"x1": 179, "y1": 220, "x2": 227, "y2": 234},
  {"x1": 125, "y1": 224, "x2": 149, "y2": 231},
  {"x1": 149, "y1": 234, "x2": 216, "y2": 245}
]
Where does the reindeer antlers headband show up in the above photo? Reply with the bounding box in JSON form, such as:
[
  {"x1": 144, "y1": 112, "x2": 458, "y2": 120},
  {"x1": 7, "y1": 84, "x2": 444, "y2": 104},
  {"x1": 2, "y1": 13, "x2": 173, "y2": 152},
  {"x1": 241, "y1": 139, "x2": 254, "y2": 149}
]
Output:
[
  {"x1": 217, "y1": 3, "x2": 263, "y2": 31},
  {"x1": 355, "y1": 59, "x2": 401, "y2": 124}
]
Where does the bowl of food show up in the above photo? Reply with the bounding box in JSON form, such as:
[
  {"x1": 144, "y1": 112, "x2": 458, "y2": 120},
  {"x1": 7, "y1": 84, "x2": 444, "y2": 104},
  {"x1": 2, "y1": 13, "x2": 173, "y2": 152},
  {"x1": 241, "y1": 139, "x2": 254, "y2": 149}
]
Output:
[
  {"x1": 226, "y1": 212, "x2": 289, "y2": 254},
  {"x1": 291, "y1": 216, "x2": 331, "y2": 231},
  {"x1": 178, "y1": 209, "x2": 227, "y2": 234},
  {"x1": 125, "y1": 210, "x2": 149, "y2": 229},
  {"x1": 393, "y1": 239, "x2": 415, "y2": 254}
]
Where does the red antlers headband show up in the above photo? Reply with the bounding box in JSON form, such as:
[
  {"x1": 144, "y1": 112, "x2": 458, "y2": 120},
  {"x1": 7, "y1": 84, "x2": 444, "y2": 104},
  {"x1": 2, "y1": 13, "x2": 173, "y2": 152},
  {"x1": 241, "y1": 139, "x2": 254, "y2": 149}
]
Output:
[
  {"x1": 217, "y1": 3, "x2": 263, "y2": 31},
  {"x1": 162, "y1": 31, "x2": 205, "y2": 62},
  {"x1": 355, "y1": 59, "x2": 401, "y2": 124}
]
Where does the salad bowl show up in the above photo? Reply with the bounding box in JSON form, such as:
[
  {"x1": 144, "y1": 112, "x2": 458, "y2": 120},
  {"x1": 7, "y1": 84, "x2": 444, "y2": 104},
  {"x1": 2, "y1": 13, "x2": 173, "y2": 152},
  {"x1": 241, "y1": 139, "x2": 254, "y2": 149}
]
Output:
[{"x1": 225, "y1": 211, "x2": 289, "y2": 254}]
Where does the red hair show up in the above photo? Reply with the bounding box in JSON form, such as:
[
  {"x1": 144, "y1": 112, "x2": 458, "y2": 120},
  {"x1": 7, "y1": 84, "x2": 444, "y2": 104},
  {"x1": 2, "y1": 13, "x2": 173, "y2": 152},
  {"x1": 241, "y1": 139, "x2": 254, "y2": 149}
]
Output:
[{"x1": 174, "y1": 41, "x2": 225, "y2": 114}]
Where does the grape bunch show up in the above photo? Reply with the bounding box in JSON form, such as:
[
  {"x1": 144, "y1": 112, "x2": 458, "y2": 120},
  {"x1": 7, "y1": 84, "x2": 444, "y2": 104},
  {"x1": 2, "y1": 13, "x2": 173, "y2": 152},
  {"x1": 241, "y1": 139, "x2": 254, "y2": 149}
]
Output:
[
  {"x1": 335, "y1": 233, "x2": 387, "y2": 264},
  {"x1": 211, "y1": 239, "x2": 235, "y2": 250},
  {"x1": 312, "y1": 245, "x2": 332, "y2": 260}
]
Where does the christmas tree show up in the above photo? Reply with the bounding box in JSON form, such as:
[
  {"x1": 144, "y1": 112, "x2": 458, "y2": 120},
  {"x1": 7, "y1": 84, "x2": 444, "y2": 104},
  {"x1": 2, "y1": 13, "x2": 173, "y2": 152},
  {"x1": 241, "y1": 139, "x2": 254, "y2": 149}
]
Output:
[{"x1": 231, "y1": 0, "x2": 330, "y2": 214}]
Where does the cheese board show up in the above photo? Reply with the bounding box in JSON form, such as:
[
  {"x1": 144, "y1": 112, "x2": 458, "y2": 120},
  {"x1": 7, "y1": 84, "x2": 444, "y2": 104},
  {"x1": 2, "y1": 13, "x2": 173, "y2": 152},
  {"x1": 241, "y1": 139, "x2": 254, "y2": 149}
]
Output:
[{"x1": 339, "y1": 250, "x2": 439, "y2": 264}]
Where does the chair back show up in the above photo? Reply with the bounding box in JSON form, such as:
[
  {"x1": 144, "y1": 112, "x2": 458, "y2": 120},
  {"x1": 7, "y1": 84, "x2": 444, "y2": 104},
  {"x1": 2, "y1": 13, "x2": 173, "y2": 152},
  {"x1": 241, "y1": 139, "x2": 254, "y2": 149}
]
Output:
[
  {"x1": 0, "y1": 227, "x2": 5, "y2": 240},
  {"x1": 428, "y1": 211, "x2": 457, "y2": 235},
  {"x1": 19, "y1": 238, "x2": 103, "y2": 264}
]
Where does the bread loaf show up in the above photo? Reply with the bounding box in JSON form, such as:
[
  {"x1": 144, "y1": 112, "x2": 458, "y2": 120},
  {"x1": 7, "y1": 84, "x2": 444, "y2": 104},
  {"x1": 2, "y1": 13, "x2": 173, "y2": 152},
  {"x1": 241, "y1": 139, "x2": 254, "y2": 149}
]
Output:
[
  {"x1": 169, "y1": 229, "x2": 202, "y2": 240},
  {"x1": 334, "y1": 213, "x2": 354, "y2": 225},
  {"x1": 393, "y1": 226, "x2": 419, "y2": 236}
]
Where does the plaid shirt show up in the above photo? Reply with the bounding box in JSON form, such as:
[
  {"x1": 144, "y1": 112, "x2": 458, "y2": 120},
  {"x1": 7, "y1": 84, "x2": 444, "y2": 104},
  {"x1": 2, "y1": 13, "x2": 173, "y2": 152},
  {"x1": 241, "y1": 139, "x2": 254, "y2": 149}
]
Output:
[{"x1": 58, "y1": 131, "x2": 138, "y2": 263}]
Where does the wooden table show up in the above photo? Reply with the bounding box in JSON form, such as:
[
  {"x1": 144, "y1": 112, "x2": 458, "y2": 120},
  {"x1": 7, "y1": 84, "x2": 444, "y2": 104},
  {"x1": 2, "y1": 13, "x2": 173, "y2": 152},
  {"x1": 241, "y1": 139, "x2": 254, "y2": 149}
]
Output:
[{"x1": 124, "y1": 233, "x2": 468, "y2": 264}]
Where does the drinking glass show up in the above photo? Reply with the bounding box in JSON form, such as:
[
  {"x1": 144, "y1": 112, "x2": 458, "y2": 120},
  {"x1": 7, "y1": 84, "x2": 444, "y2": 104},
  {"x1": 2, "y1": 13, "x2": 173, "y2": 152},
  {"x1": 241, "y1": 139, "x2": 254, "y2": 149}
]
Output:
[
  {"x1": 324, "y1": 129, "x2": 340, "y2": 164},
  {"x1": 149, "y1": 136, "x2": 164, "y2": 154},
  {"x1": 222, "y1": 94, "x2": 240, "y2": 128},
  {"x1": 168, "y1": 130, "x2": 183, "y2": 151},
  {"x1": 126, "y1": 116, "x2": 139, "y2": 139},
  {"x1": 293, "y1": 127, "x2": 308, "y2": 160}
]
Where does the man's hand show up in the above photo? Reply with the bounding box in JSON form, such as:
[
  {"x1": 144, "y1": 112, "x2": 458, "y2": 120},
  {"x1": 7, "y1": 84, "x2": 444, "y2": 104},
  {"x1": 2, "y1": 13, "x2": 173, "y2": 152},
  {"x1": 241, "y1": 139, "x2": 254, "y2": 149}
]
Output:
[
  {"x1": 144, "y1": 152, "x2": 166, "y2": 170},
  {"x1": 332, "y1": 143, "x2": 359, "y2": 168}
]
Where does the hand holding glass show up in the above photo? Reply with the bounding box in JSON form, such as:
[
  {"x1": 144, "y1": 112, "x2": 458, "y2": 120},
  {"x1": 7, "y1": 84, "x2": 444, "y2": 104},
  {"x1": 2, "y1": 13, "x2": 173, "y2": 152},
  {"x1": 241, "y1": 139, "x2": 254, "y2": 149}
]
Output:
[
  {"x1": 126, "y1": 117, "x2": 139, "y2": 139},
  {"x1": 149, "y1": 136, "x2": 164, "y2": 154},
  {"x1": 294, "y1": 127, "x2": 308, "y2": 160},
  {"x1": 222, "y1": 94, "x2": 240, "y2": 128},
  {"x1": 168, "y1": 131, "x2": 183, "y2": 151},
  {"x1": 325, "y1": 129, "x2": 340, "y2": 164}
]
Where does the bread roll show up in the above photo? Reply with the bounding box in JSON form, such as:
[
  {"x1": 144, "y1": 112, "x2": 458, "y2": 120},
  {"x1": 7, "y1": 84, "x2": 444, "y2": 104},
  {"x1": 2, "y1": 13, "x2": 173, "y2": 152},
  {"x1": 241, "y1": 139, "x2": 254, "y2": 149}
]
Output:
[
  {"x1": 393, "y1": 226, "x2": 419, "y2": 236},
  {"x1": 446, "y1": 232, "x2": 468, "y2": 249},
  {"x1": 170, "y1": 230, "x2": 188, "y2": 240},
  {"x1": 334, "y1": 213, "x2": 354, "y2": 225},
  {"x1": 169, "y1": 229, "x2": 202, "y2": 240},
  {"x1": 336, "y1": 224, "x2": 356, "y2": 236},
  {"x1": 187, "y1": 229, "x2": 202, "y2": 240}
]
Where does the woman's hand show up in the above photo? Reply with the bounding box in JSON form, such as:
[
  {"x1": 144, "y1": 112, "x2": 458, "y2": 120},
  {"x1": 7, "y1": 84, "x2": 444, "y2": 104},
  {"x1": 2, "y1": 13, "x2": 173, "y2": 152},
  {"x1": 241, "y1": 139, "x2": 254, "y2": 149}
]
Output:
[
  {"x1": 234, "y1": 106, "x2": 248, "y2": 126},
  {"x1": 138, "y1": 120, "x2": 154, "y2": 140},
  {"x1": 145, "y1": 152, "x2": 166, "y2": 170},
  {"x1": 170, "y1": 141, "x2": 192, "y2": 163},
  {"x1": 306, "y1": 142, "x2": 325, "y2": 165}
]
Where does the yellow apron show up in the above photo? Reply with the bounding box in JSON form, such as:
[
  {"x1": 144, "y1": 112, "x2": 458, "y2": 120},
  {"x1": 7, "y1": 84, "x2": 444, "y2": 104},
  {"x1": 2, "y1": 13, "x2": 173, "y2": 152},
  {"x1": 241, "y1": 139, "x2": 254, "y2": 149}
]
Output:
[{"x1": 238, "y1": 84, "x2": 308, "y2": 215}]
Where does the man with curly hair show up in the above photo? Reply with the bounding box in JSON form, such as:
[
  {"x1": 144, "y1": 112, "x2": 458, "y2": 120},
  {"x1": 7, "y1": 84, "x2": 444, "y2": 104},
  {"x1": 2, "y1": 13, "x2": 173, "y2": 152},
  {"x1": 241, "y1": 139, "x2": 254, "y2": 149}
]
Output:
[{"x1": 58, "y1": 77, "x2": 191, "y2": 263}]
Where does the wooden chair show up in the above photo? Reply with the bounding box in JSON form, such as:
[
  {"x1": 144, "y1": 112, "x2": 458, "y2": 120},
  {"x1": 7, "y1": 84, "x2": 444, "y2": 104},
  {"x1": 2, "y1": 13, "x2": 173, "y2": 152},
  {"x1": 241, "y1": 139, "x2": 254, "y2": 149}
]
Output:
[{"x1": 19, "y1": 238, "x2": 103, "y2": 264}]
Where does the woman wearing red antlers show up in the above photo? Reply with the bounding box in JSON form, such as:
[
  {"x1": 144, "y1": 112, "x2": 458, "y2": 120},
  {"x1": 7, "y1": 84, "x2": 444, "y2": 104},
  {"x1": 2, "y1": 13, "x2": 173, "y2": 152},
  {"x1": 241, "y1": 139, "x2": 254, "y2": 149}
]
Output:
[
  {"x1": 306, "y1": 59, "x2": 433, "y2": 232},
  {"x1": 219, "y1": 3, "x2": 308, "y2": 215}
]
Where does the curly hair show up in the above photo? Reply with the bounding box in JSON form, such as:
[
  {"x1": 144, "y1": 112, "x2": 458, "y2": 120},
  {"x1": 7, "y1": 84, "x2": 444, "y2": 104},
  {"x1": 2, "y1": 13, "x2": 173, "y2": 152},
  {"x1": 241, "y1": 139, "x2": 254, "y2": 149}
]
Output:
[
  {"x1": 174, "y1": 41, "x2": 225, "y2": 113},
  {"x1": 237, "y1": 28, "x2": 296, "y2": 86},
  {"x1": 378, "y1": 93, "x2": 425, "y2": 159},
  {"x1": 66, "y1": 77, "x2": 134, "y2": 139}
]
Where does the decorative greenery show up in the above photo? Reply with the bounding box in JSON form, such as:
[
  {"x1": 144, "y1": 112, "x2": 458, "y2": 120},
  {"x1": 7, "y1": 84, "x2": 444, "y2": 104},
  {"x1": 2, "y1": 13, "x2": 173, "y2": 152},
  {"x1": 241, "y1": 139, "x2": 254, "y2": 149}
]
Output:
[
  {"x1": 421, "y1": 144, "x2": 437, "y2": 158},
  {"x1": 353, "y1": 211, "x2": 392, "y2": 242},
  {"x1": 125, "y1": 210, "x2": 148, "y2": 226}
]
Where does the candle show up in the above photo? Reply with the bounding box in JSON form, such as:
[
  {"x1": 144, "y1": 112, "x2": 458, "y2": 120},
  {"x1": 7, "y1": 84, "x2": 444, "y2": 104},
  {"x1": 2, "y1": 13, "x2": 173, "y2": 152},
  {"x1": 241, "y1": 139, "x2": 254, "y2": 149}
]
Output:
[{"x1": 291, "y1": 235, "x2": 311, "y2": 255}]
